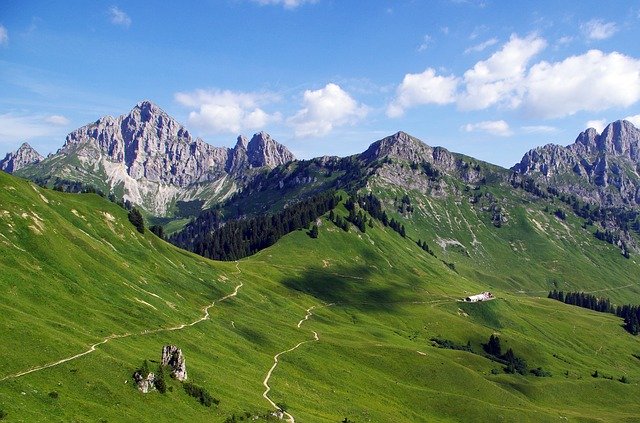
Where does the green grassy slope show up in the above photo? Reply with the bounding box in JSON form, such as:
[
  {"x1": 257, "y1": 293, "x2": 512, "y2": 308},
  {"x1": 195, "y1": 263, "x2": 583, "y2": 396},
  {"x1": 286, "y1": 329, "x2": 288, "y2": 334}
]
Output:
[{"x1": 1, "y1": 171, "x2": 639, "y2": 422}]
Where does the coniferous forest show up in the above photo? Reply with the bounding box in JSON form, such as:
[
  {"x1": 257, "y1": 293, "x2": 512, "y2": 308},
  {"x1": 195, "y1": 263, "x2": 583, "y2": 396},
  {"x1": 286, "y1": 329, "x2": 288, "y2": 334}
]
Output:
[{"x1": 171, "y1": 191, "x2": 339, "y2": 261}]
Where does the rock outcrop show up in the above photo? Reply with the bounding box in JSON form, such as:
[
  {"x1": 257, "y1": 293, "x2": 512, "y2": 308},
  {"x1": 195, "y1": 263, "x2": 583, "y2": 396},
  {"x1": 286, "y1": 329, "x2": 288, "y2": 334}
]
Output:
[
  {"x1": 161, "y1": 345, "x2": 187, "y2": 381},
  {"x1": 0, "y1": 142, "x2": 43, "y2": 173},
  {"x1": 133, "y1": 371, "x2": 155, "y2": 393}
]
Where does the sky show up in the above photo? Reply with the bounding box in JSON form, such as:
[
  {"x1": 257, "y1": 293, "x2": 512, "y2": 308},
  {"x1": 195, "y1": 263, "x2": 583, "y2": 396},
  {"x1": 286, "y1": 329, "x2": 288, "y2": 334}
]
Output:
[{"x1": 1, "y1": 0, "x2": 640, "y2": 168}]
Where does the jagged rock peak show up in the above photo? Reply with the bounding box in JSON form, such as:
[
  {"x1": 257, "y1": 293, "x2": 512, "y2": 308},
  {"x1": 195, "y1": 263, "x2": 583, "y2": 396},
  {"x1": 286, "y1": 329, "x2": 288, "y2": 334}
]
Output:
[
  {"x1": 235, "y1": 135, "x2": 249, "y2": 150},
  {"x1": 0, "y1": 142, "x2": 44, "y2": 173},
  {"x1": 246, "y1": 131, "x2": 295, "y2": 168}
]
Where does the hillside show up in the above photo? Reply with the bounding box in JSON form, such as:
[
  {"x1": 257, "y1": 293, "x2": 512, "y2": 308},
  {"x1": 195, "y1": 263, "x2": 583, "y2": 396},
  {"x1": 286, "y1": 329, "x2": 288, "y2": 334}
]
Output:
[{"x1": 2, "y1": 170, "x2": 640, "y2": 422}]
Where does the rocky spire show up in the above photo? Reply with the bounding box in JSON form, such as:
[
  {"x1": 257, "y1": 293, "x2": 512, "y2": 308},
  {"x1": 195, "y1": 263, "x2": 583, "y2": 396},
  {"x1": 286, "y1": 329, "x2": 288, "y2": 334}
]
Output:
[
  {"x1": 246, "y1": 131, "x2": 295, "y2": 168},
  {"x1": 0, "y1": 142, "x2": 44, "y2": 173}
]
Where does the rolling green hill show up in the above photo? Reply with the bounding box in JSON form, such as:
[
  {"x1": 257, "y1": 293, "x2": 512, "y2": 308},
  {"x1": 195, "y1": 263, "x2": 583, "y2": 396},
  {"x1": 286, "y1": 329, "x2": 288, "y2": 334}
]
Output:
[{"x1": 2, "y1": 169, "x2": 640, "y2": 422}]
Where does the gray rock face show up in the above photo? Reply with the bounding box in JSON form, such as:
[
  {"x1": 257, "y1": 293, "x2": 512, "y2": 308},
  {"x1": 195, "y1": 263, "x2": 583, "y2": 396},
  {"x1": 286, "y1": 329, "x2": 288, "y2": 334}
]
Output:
[
  {"x1": 13, "y1": 101, "x2": 294, "y2": 215},
  {"x1": 133, "y1": 371, "x2": 155, "y2": 393},
  {"x1": 161, "y1": 345, "x2": 187, "y2": 381},
  {"x1": 0, "y1": 142, "x2": 43, "y2": 173},
  {"x1": 513, "y1": 120, "x2": 640, "y2": 207}
]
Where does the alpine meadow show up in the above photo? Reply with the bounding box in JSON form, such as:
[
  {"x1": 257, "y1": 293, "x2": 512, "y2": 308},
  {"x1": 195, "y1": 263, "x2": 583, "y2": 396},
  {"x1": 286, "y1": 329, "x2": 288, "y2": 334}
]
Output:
[{"x1": 2, "y1": 2, "x2": 640, "y2": 422}]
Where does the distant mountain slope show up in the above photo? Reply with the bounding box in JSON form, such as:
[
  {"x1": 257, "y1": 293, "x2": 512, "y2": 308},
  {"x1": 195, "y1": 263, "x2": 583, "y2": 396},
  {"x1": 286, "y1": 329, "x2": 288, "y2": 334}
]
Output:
[
  {"x1": 513, "y1": 120, "x2": 640, "y2": 207},
  {"x1": 0, "y1": 142, "x2": 43, "y2": 173},
  {"x1": 13, "y1": 101, "x2": 294, "y2": 216}
]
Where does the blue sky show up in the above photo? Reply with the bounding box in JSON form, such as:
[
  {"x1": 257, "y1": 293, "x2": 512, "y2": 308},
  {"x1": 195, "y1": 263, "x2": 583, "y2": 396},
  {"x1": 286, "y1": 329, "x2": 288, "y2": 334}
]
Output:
[{"x1": 1, "y1": 0, "x2": 640, "y2": 167}]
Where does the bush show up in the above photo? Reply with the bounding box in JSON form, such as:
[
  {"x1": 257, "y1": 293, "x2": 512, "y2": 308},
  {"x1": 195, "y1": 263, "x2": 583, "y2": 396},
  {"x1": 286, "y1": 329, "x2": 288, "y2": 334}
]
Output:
[
  {"x1": 620, "y1": 375, "x2": 630, "y2": 384},
  {"x1": 530, "y1": 367, "x2": 552, "y2": 377},
  {"x1": 48, "y1": 391, "x2": 59, "y2": 399},
  {"x1": 0, "y1": 409, "x2": 6, "y2": 419},
  {"x1": 183, "y1": 382, "x2": 219, "y2": 407}
]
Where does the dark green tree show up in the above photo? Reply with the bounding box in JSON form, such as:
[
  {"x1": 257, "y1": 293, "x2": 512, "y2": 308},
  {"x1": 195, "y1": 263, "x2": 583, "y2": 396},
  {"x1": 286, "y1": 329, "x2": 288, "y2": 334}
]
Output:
[
  {"x1": 309, "y1": 224, "x2": 319, "y2": 239},
  {"x1": 149, "y1": 224, "x2": 164, "y2": 239},
  {"x1": 128, "y1": 207, "x2": 145, "y2": 234},
  {"x1": 483, "y1": 334, "x2": 501, "y2": 357}
]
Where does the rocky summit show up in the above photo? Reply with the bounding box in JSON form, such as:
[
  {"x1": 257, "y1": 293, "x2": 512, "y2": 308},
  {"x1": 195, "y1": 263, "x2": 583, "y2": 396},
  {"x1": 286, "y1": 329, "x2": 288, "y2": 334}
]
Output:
[
  {"x1": 0, "y1": 142, "x2": 43, "y2": 173},
  {"x1": 513, "y1": 120, "x2": 640, "y2": 207},
  {"x1": 10, "y1": 101, "x2": 294, "y2": 216}
]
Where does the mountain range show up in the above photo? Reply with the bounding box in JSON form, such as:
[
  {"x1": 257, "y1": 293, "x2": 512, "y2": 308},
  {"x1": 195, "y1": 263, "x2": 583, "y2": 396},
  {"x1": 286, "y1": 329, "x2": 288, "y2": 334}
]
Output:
[
  {"x1": 3, "y1": 101, "x2": 640, "y2": 421},
  {"x1": 6, "y1": 102, "x2": 640, "y2": 219}
]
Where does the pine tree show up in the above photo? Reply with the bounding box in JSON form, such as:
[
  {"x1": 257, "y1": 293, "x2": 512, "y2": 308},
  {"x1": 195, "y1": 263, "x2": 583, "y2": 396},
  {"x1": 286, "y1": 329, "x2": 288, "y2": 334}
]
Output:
[
  {"x1": 309, "y1": 224, "x2": 319, "y2": 239},
  {"x1": 128, "y1": 207, "x2": 145, "y2": 234}
]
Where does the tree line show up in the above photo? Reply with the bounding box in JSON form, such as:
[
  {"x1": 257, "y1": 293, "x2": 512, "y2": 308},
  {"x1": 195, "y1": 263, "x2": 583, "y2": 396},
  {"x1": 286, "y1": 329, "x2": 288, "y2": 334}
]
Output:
[
  {"x1": 548, "y1": 289, "x2": 640, "y2": 335},
  {"x1": 170, "y1": 191, "x2": 340, "y2": 261}
]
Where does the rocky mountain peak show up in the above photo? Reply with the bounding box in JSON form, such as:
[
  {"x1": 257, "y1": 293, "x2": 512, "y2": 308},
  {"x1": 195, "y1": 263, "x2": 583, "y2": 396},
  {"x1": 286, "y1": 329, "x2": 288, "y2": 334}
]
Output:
[
  {"x1": 0, "y1": 142, "x2": 44, "y2": 173},
  {"x1": 359, "y1": 131, "x2": 433, "y2": 164},
  {"x1": 246, "y1": 131, "x2": 295, "y2": 168},
  {"x1": 513, "y1": 119, "x2": 640, "y2": 207}
]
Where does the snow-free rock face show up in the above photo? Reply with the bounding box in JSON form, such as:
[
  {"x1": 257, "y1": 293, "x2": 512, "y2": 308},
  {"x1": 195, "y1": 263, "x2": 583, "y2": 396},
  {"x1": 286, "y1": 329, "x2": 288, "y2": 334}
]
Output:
[
  {"x1": 133, "y1": 371, "x2": 155, "y2": 393},
  {"x1": 0, "y1": 142, "x2": 43, "y2": 173},
  {"x1": 13, "y1": 101, "x2": 294, "y2": 215},
  {"x1": 513, "y1": 120, "x2": 640, "y2": 206},
  {"x1": 161, "y1": 345, "x2": 187, "y2": 381}
]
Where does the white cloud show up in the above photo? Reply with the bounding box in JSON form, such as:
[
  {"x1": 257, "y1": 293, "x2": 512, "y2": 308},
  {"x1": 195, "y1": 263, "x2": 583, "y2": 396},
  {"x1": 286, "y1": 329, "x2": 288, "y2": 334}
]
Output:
[
  {"x1": 417, "y1": 35, "x2": 433, "y2": 52},
  {"x1": 586, "y1": 119, "x2": 607, "y2": 133},
  {"x1": 464, "y1": 38, "x2": 498, "y2": 54},
  {"x1": 458, "y1": 33, "x2": 547, "y2": 110},
  {"x1": 288, "y1": 83, "x2": 368, "y2": 137},
  {"x1": 581, "y1": 19, "x2": 617, "y2": 40},
  {"x1": 387, "y1": 68, "x2": 458, "y2": 118},
  {"x1": 388, "y1": 34, "x2": 640, "y2": 119},
  {"x1": 0, "y1": 114, "x2": 67, "y2": 144},
  {"x1": 463, "y1": 120, "x2": 512, "y2": 136},
  {"x1": 0, "y1": 25, "x2": 8, "y2": 46},
  {"x1": 109, "y1": 6, "x2": 131, "y2": 27},
  {"x1": 521, "y1": 125, "x2": 558, "y2": 134},
  {"x1": 251, "y1": 0, "x2": 317, "y2": 9},
  {"x1": 523, "y1": 50, "x2": 640, "y2": 118},
  {"x1": 44, "y1": 115, "x2": 70, "y2": 126},
  {"x1": 175, "y1": 89, "x2": 281, "y2": 134},
  {"x1": 624, "y1": 114, "x2": 640, "y2": 128}
]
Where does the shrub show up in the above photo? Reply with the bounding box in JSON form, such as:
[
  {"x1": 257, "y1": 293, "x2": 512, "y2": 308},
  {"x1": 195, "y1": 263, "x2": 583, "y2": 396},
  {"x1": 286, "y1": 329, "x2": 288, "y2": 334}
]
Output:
[
  {"x1": 48, "y1": 391, "x2": 59, "y2": 399},
  {"x1": 530, "y1": 367, "x2": 552, "y2": 377},
  {"x1": 183, "y1": 382, "x2": 219, "y2": 407}
]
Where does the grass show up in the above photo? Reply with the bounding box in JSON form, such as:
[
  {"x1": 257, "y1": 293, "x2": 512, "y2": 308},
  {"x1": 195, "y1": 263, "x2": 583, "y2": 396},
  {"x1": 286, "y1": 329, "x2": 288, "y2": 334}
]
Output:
[{"x1": 1, "y1": 170, "x2": 640, "y2": 422}]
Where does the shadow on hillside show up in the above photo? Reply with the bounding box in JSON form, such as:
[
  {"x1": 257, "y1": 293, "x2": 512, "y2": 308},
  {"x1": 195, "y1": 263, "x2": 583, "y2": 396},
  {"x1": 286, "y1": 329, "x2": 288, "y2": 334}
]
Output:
[{"x1": 281, "y1": 263, "x2": 407, "y2": 310}]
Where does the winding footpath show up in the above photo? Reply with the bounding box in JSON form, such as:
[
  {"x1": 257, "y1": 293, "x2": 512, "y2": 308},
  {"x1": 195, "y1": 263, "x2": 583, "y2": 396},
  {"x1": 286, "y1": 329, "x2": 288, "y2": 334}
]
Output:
[
  {"x1": 262, "y1": 304, "x2": 332, "y2": 423},
  {"x1": 0, "y1": 262, "x2": 243, "y2": 382}
]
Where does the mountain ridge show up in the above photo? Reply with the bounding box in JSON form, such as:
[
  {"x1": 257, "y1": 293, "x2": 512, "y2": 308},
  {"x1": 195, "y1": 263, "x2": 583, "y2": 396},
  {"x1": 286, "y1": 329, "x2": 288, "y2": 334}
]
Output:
[
  {"x1": 513, "y1": 119, "x2": 640, "y2": 207},
  {"x1": 9, "y1": 101, "x2": 294, "y2": 215}
]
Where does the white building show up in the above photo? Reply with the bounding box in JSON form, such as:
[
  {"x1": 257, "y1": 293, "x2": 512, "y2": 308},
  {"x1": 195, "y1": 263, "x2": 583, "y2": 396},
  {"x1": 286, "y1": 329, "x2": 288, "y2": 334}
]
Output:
[{"x1": 464, "y1": 291, "x2": 494, "y2": 302}]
